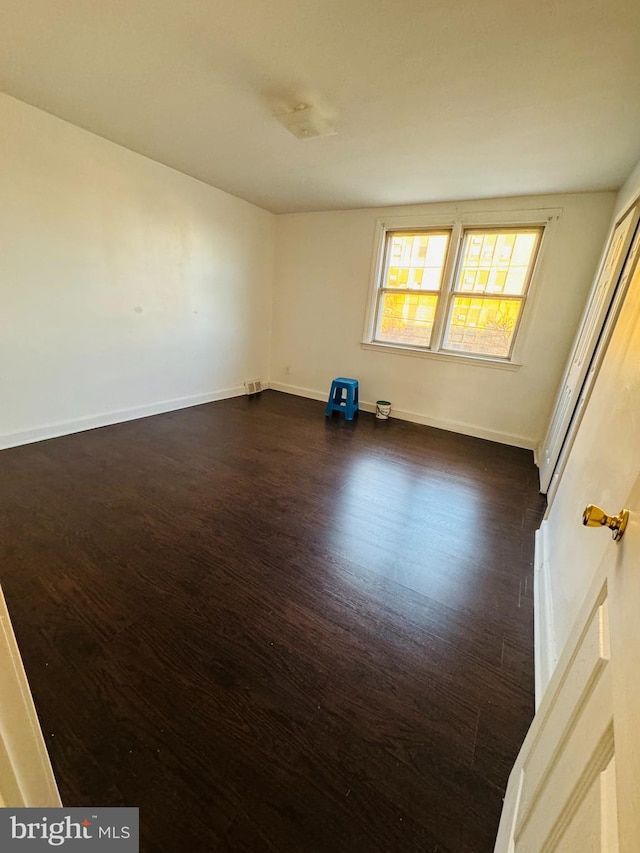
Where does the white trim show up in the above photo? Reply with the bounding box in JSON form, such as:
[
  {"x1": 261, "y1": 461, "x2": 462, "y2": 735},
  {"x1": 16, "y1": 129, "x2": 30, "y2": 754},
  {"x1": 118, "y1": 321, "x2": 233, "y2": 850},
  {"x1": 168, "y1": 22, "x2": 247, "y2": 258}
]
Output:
[
  {"x1": 0, "y1": 386, "x2": 250, "y2": 451},
  {"x1": 539, "y1": 196, "x2": 640, "y2": 498},
  {"x1": 0, "y1": 587, "x2": 61, "y2": 807},
  {"x1": 534, "y1": 522, "x2": 558, "y2": 709},
  {"x1": 362, "y1": 207, "x2": 562, "y2": 365},
  {"x1": 495, "y1": 767, "x2": 524, "y2": 853},
  {"x1": 360, "y1": 341, "x2": 522, "y2": 370},
  {"x1": 361, "y1": 218, "x2": 388, "y2": 343},
  {"x1": 268, "y1": 382, "x2": 329, "y2": 405},
  {"x1": 269, "y1": 381, "x2": 536, "y2": 449}
]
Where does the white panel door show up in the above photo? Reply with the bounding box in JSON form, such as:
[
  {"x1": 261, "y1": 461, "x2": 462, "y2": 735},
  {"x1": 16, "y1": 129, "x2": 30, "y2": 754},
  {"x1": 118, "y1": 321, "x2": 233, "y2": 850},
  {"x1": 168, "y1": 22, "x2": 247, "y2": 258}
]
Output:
[
  {"x1": 496, "y1": 198, "x2": 640, "y2": 851},
  {"x1": 538, "y1": 203, "x2": 638, "y2": 494},
  {"x1": 495, "y1": 471, "x2": 640, "y2": 852}
]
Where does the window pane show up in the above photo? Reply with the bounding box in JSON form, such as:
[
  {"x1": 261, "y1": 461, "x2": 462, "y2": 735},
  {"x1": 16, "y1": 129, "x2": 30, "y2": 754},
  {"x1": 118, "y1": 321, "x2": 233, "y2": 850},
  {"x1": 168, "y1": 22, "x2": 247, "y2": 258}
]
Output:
[
  {"x1": 457, "y1": 229, "x2": 540, "y2": 296},
  {"x1": 377, "y1": 292, "x2": 439, "y2": 347},
  {"x1": 384, "y1": 232, "x2": 449, "y2": 290},
  {"x1": 444, "y1": 297, "x2": 522, "y2": 357}
]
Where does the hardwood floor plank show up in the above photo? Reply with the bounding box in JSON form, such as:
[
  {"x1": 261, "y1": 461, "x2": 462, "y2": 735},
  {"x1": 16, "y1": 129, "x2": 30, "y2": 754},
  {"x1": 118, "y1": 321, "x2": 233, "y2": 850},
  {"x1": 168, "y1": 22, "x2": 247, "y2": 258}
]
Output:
[{"x1": 0, "y1": 391, "x2": 546, "y2": 851}]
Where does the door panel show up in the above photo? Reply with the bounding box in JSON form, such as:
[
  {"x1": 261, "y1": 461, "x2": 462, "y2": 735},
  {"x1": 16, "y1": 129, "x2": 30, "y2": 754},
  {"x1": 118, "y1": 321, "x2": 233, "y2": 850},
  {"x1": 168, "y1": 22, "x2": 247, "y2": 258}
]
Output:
[
  {"x1": 553, "y1": 757, "x2": 617, "y2": 853},
  {"x1": 513, "y1": 596, "x2": 614, "y2": 852},
  {"x1": 523, "y1": 597, "x2": 609, "y2": 803},
  {"x1": 608, "y1": 477, "x2": 640, "y2": 851},
  {"x1": 496, "y1": 469, "x2": 640, "y2": 852}
]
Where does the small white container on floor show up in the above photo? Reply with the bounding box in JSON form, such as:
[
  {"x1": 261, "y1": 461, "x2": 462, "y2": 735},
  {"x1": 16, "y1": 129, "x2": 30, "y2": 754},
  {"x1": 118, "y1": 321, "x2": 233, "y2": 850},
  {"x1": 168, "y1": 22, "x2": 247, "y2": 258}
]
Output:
[{"x1": 375, "y1": 401, "x2": 391, "y2": 419}]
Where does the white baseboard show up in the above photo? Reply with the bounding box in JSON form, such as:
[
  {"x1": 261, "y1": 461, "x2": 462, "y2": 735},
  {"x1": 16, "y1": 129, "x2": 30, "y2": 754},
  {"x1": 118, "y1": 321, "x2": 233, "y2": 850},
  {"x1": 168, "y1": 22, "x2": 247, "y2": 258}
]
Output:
[
  {"x1": 269, "y1": 381, "x2": 536, "y2": 450},
  {"x1": 269, "y1": 382, "x2": 328, "y2": 405},
  {"x1": 534, "y1": 521, "x2": 557, "y2": 709},
  {"x1": 0, "y1": 386, "x2": 248, "y2": 451}
]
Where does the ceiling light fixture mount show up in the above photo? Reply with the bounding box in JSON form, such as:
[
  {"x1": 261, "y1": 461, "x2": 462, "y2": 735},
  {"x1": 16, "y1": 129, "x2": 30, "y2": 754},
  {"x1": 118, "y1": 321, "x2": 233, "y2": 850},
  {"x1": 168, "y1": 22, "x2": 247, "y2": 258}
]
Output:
[{"x1": 274, "y1": 103, "x2": 336, "y2": 140}]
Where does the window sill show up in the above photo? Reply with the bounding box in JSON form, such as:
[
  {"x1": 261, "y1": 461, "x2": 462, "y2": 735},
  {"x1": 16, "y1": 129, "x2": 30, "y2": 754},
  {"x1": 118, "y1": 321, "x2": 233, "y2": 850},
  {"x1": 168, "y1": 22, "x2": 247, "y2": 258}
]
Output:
[{"x1": 360, "y1": 341, "x2": 522, "y2": 370}]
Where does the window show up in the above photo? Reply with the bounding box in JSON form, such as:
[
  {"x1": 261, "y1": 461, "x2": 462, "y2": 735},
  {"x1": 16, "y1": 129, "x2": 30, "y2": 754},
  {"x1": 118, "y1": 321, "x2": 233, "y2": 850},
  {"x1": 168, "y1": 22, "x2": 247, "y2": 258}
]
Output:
[
  {"x1": 366, "y1": 217, "x2": 545, "y2": 363},
  {"x1": 375, "y1": 230, "x2": 450, "y2": 348}
]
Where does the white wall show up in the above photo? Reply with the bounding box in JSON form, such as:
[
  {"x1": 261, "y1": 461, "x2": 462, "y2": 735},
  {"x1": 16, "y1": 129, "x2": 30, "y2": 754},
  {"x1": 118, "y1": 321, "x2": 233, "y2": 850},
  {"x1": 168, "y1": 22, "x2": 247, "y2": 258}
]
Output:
[
  {"x1": 0, "y1": 94, "x2": 275, "y2": 448},
  {"x1": 541, "y1": 156, "x2": 640, "y2": 671},
  {"x1": 271, "y1": 194, "x2": 614, "y2": 448}
]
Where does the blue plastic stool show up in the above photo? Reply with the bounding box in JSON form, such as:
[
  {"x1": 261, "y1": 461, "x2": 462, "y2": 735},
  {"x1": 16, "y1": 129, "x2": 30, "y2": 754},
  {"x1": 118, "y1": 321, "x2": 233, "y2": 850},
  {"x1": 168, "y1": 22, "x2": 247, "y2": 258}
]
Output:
[{"x1": 325, "y1": 377, "x2": 359, "y2": 421}]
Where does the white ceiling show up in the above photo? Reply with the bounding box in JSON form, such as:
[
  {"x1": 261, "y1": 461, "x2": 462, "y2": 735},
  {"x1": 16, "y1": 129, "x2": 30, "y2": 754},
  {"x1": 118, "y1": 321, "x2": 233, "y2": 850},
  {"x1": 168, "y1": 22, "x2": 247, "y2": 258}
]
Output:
[{"x1": 2, "y1": 0, "x2": 640, "y2": 214}]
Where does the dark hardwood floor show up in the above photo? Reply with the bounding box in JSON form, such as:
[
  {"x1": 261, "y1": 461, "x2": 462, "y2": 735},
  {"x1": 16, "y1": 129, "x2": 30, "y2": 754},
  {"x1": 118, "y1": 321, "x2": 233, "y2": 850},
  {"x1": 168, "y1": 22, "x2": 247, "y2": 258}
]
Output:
[{"x1": 0, "y1": 391, "x2": 546, "y2": 852}]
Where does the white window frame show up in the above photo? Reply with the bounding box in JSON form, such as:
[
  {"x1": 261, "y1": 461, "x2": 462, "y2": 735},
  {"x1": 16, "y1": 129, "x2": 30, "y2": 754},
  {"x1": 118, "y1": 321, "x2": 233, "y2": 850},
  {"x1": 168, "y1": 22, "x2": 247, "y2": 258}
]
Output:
[{"x1": 362, "y1": 208, "x2": 560, "y2": 369}]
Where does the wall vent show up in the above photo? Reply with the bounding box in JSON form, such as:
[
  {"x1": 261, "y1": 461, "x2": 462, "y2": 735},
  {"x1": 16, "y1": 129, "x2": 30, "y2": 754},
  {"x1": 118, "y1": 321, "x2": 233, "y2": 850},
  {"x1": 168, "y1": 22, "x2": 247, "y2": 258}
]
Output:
[{"x1": 244, "y1": 379, "x2": 263, "y2": 395}]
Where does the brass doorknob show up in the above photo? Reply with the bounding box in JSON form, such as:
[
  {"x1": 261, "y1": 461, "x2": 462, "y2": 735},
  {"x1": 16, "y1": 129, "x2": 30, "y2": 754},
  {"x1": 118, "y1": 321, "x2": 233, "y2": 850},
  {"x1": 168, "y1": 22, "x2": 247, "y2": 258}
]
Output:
[{"x1": 582, "y1": 504, "x2": 629, "y2": 541}]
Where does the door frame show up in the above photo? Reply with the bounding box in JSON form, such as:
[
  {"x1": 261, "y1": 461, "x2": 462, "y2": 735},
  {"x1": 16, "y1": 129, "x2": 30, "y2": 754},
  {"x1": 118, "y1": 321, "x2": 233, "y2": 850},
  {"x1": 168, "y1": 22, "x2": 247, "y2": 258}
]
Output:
[
  {"x1": 538, "y1": 197, "x2": 640, "y2": 499},
  {"x1": 0, "y1": 586, "x2": 61, "y2": 807}
]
